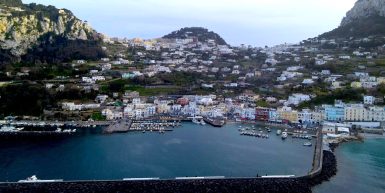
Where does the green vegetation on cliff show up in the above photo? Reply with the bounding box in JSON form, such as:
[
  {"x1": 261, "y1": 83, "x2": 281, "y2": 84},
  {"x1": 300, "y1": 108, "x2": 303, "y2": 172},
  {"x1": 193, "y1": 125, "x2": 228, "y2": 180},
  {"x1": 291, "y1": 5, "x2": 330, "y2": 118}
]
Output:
[
  {"x1": 320, "y1": 15, "x2": 385, "y2": 39},
  {"x1": 163, "y1": 27, "x2": 228, "y2": 45}
]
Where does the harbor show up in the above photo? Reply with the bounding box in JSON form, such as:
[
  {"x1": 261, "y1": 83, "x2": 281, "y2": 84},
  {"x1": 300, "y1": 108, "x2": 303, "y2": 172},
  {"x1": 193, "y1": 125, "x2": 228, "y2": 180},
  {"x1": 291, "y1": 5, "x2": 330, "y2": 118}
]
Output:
[
  {"x1": 0, "y1": 123, "x2": 331, "y2": 193},
  {"x1": 0, "y1": 122, "x2": 316, "y2": 182}
]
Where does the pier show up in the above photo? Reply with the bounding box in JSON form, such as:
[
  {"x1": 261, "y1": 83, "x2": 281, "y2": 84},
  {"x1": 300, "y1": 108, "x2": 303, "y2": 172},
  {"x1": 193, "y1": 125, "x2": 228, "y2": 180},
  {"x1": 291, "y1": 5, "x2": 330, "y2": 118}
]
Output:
[
  {"x1": 308, "y1": 129, "x2": 324, "y2": 177},
  {"x1": 104, "y1": 120, "x2": 132, "y2": 134},
  {"x1": 103, "y1": 120, "x2": 181, "y2": 134}
]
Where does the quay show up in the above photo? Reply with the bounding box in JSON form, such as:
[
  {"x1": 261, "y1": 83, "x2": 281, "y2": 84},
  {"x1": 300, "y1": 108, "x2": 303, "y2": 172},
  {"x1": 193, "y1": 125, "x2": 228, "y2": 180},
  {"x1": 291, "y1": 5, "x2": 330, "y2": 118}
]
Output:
[
  {"x1": 103, "y1": 119, "x2": 181, "y2": 134},
  {"x1": 104, "y1": 120, "x2": 132, "y2": 134}
]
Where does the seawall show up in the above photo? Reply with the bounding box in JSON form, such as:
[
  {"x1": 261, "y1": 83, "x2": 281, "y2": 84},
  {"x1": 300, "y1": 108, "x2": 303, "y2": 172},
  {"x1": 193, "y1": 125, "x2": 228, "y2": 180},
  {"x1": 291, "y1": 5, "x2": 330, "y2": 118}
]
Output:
[{"x1": 0, "y1": 150, "x2": 337, "y2": 193}]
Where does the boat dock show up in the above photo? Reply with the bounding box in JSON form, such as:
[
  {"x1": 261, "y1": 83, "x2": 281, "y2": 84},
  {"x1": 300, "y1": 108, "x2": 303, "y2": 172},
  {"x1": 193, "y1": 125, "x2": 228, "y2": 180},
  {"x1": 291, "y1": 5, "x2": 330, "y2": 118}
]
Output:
[
  {"x1": 129, "y1": 120, "x2": 181, "y2": 133},
  {"x1": 104, "y1": 120, "x2": 133, "y2": 134},
  {"x1": 308, "y1": 129, "x2": 324, "y2": 177},
  {"x1": 103, "y1": 120, "x2": 181, "y2": 134}
]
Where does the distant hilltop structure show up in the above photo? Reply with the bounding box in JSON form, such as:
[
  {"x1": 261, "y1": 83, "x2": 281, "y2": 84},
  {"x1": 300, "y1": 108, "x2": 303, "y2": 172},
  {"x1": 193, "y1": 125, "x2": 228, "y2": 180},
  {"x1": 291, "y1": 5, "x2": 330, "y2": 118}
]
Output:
[{"x1": 163, "y1": 27, "x2": 228, "y2": 46}]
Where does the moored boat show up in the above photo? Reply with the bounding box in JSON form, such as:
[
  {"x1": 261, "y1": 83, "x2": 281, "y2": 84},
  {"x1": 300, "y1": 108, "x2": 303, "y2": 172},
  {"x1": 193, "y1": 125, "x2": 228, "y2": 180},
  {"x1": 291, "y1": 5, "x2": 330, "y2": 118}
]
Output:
[
  {"x1": 281, "y1": 132, "x2": 288, "y2": 140},
  {"x1": 18, "y1": 175, "x2": 63, "y2": 183}
]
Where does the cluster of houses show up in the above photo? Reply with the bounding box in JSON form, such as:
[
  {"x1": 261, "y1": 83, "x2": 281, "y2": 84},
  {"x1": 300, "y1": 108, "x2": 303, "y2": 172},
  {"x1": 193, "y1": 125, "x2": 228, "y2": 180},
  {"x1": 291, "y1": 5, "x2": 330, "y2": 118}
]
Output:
[{"x1": 60, "y1": 89, "x2": 385, "y2": 134}]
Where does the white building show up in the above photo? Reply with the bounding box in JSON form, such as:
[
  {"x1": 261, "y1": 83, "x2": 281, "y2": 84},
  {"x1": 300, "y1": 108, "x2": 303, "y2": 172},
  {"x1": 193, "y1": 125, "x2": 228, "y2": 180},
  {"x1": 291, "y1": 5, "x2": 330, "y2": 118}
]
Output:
[
  {"x1": 364, "y1": 96, "x2": 375, "y2": 105},
  {"x1": 286, "y1": 94, "x2": 311, "y2": 106}
]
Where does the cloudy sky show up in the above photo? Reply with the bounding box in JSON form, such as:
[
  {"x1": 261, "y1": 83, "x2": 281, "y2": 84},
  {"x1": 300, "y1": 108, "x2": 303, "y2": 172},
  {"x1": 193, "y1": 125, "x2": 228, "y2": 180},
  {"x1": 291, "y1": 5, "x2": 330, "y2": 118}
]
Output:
[{"x1": 23, "y1": 0, "x2": 357, "y2": 46}]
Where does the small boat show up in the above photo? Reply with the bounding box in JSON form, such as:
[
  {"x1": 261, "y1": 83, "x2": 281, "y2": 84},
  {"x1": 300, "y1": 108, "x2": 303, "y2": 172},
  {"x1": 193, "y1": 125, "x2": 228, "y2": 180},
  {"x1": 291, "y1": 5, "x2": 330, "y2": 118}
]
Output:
[
  {"x1": 200, "y1": 120, "x2": 206, "y2": 125},
  {"x1": 267, "y1": 128, "x2": 271, "y2": 132},
  {"x1": 142, "y1": 130, "x2": 146, "y2": 133},
  {"x1": 304, "y1": 142, "x2": 312, "y2": 147},
  {"x1": 18, "y1": 175, "x2": 63, "y2": 183},
  {"x1": 192, "y1": 118, "x2": 200, "y2": 124},
  {"x1": 276, "y1": 130, "x2": 282, "y2": 135},
  {"x1": 0, "y1": 125, "x2": 23, "y2": 132},
  {"x1": 281, "y1": 132, "x2": 288, "y2": 140}
]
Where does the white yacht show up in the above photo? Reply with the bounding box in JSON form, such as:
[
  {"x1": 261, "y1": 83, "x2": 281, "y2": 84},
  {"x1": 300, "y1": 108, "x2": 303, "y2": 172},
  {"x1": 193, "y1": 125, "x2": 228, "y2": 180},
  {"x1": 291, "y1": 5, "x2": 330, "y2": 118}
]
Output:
[{"x1": 192, "y1": 118, "x2": 200, "y2": 124}]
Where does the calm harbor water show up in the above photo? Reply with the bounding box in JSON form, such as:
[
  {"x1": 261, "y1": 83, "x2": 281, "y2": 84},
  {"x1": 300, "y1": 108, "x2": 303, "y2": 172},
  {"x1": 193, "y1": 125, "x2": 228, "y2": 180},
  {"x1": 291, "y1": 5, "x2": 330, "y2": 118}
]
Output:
[
  {"x1": 314, "y1": 137, "x2": 385, "y2": 193},
  {"x1": 0, "y1": 123, "x2": 314, "y2": 182}
]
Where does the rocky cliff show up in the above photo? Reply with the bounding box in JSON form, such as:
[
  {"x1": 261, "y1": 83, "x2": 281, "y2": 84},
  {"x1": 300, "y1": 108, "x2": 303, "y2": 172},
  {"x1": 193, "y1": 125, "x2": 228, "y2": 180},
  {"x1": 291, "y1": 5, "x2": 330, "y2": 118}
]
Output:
[
  {"x1": 341, "y1": 0, "x2": 385, "y2": 26},
  {"x1": 320, "y1": 0, "x2": 385, "y2": 39},
  {"x1": 0, "y1": 0, "x2": 100, "y2": 57}
]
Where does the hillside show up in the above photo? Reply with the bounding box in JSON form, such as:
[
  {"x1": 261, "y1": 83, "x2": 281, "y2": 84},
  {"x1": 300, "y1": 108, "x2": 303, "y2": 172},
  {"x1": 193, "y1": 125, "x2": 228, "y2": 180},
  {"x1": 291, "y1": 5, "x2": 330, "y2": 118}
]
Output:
[
  {"x1": 320, "y1": 15, "x2": 385, "y2": 39},
  {"x1": 0, "y1": 0, "x2": 105, "y2": 64},
  {"x1": 163, "y1": 27, "x2": 227, "y2": 45},
  {"x1": 320, "y1": 0, "x2": 385, "y2": 39}
]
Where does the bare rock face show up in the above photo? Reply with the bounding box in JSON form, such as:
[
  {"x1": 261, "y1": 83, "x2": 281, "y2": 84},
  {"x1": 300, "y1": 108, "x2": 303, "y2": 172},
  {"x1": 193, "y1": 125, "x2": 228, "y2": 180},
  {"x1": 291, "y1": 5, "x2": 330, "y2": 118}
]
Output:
[
  {"x1": 0, "y1": 2, "x2": 98, "y2": 56},
  {"x1": 341, "y1": 0, "x2": 385, "y2": 26}
]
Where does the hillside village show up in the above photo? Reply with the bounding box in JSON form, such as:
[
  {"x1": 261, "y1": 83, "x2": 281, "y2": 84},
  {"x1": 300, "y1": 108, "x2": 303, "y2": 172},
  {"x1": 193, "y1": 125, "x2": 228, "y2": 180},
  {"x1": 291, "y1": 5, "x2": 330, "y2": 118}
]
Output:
[
  {"x1": 2, "y1": 1, "x2": 385, "y2": 136},
  {"x1": 2, "y1": 26, "x2": 385, "y2": 135}
]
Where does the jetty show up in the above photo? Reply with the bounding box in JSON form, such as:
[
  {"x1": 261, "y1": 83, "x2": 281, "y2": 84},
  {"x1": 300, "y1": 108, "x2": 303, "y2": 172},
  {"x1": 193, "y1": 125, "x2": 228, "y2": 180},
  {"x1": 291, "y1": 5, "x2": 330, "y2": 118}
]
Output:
[
  {"x1": 104, "y1": 120, "x2": 132, "y2": 134},
  {"x1": 103, "y1": 120, "x2": 181, "y2": 134}
]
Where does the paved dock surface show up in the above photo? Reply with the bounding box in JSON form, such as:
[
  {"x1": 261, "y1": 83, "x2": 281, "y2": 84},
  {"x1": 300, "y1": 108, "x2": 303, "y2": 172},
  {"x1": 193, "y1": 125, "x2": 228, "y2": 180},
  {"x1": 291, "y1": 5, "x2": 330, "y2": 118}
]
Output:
[{"x1": 104, "y1": 120, "x2": 132, "y2": 134}]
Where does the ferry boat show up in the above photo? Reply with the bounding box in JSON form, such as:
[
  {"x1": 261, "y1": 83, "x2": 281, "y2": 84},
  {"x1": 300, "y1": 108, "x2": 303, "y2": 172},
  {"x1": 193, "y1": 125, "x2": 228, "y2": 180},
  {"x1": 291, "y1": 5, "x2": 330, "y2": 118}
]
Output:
[
  {"x1": 303, "y1": 142, "x2": 312, "y2": 147},
  {"x1": 281, "y1": 132, "x2": 288, "y2": 140},
  {"x1": 18, "y1": 175, "x2": 63, "y2": 183}
]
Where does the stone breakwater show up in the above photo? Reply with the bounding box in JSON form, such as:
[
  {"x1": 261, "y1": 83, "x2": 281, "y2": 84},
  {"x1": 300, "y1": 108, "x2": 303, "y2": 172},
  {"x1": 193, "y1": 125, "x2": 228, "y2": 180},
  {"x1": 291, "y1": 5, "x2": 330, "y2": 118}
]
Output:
[{"x1": 0, "y1": 151, "x2": 337, "y2": 193}]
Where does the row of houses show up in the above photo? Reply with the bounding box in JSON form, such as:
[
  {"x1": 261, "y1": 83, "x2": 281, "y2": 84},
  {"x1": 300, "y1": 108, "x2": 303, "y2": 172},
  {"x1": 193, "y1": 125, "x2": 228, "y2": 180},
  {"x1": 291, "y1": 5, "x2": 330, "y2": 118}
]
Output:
[{"x1": 253, "y1": 99, "x2": 385, "y2": 125}]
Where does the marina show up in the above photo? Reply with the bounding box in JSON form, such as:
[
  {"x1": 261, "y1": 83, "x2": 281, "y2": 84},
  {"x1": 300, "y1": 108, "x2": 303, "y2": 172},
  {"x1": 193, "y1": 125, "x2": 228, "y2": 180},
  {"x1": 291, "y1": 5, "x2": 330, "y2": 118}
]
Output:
[{"x1": 237, "y1": 125, "x2": 316, "y2": 142}]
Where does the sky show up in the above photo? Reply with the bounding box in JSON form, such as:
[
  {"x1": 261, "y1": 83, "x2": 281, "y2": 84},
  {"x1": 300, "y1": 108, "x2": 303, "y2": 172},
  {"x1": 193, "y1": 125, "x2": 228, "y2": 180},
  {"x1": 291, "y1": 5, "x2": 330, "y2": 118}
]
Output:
[{"x1": 23, "y1": 0, "x2": 357, "y2": 46}]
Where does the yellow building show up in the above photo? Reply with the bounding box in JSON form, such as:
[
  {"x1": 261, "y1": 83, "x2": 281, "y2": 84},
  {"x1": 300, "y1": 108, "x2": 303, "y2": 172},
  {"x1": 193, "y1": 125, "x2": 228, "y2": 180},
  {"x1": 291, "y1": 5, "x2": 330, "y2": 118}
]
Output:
[
  {"x1": 377, "y1": 77, "x2": 385, "y2": 85},
  {"x1": 344, "y1": 104, "x2": 366, "y2": 121},
  {"x1": 350, "y1": 81, "x2": 362, "y2": 88},
  {"x1": 156, "y1": 104, "x2": 171, "y2": 114},
  {"x1": 277, "y1": 107, "x2": 298, "y2": 123}
]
